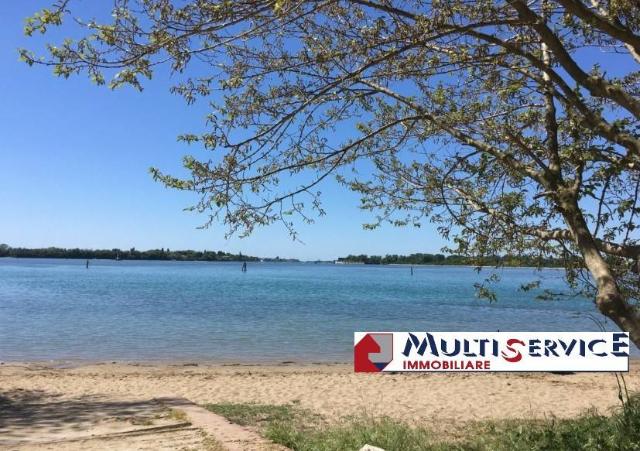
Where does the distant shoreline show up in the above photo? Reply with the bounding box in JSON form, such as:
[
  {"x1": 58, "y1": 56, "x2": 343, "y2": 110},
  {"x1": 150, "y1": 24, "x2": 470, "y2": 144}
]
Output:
[
  {"x1": 1, "y1": 256, "x2": 566, "y2": 269},
  {"x1": 0, "y1": 256, "x2": 568, "y2": 269},
  {"x1": 1, "y1": 246, "x2": 565, "y2": 267},
  {"x1": 0, "y1": 245, "x2": 300, "y2": 263},
  {"x1": 337, "y1": 253, "x2": 565, "y2": 268}
]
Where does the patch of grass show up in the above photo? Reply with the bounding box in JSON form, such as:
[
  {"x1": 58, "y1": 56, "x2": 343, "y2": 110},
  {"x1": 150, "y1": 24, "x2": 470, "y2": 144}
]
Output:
[
  {"x1": 267, "y1": 416, "x2": 433, "y2": 451},
  {"x1": 205, "y1": 403, "x2": 431, "y2": 450},
  {"x1": 205, "y1": 395, "x2": 640, "y2": 451},
  {"x1": 204, "y1": 403, "x2": 300, "y2": 427},
  {"x1": 168, "y1": 408, "x2": 189, "y2": 423},
  {"x1": 456, "y1": 395, "x2": 640, "y2": 451}
]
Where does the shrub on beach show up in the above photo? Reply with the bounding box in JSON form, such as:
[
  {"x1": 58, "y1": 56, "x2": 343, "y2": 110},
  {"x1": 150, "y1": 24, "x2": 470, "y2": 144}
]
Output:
[{"x1": 464, "y1": 394, "x2": 640, "y2": 451}]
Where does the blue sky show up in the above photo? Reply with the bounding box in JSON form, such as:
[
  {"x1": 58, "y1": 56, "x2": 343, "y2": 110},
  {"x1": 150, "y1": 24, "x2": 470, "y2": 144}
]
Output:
[{"x1": 0, "y1": 1, "x2": 448, "y2": 260}]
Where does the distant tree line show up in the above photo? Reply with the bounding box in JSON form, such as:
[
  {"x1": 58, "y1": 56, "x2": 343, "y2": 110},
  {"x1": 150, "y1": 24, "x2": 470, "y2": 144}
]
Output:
[
  {"x1": 0, "y1": 244, "x2": 261, "y2": 262},
  {"x1": 337, "y1": 253, "x2": 564, "y2": 267}
]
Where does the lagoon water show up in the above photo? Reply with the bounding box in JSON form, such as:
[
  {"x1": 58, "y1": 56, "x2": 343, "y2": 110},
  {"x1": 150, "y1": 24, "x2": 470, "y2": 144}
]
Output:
[{"x1": 0, "y1": 258, "x2": 618, "y2": 362}]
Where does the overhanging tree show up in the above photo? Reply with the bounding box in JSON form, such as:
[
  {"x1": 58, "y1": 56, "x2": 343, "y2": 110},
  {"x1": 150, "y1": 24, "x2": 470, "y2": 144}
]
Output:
[{"x1": 22, "y1": 0, "x2": 640, "y2": 344}]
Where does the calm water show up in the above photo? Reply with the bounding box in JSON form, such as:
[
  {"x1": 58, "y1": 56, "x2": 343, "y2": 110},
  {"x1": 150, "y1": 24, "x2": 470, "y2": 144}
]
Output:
[{"x1": 0, "y1": 258, "x2": 618, "y2": 362}]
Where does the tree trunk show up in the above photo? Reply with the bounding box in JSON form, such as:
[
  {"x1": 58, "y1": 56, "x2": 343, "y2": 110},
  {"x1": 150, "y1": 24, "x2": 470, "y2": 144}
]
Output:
[{"x1": 561, "y1": 198, "x2": 640, "y2": 348}]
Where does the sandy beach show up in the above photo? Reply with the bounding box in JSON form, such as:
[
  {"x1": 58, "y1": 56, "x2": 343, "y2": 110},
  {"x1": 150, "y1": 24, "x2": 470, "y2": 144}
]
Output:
[
  {"x1": 2, "y1": 361, "x2": 640, "y2": 449},
  {"x1": 2, "y1": 361, "x2": 639, "y2": 425}
]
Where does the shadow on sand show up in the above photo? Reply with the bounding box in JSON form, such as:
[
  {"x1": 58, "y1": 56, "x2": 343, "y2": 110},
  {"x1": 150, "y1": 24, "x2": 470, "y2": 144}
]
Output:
[{"x1": 0, "y1": 388, "x2": 170, "y2": 444}]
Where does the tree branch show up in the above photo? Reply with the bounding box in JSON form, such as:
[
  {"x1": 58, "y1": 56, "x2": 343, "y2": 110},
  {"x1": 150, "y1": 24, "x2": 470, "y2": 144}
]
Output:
[
  {"x1": 557, "y1": 0, "x2": 640, "y2": 64},
  {"x1": 509, "y1": 0, "x2": 640, "y2": 120}
]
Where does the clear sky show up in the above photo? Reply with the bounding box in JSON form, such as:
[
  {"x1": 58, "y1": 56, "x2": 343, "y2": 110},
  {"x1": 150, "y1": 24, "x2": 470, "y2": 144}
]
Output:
[{"x1": 0, "y1": 1, "x2": 448, "y2": 260}]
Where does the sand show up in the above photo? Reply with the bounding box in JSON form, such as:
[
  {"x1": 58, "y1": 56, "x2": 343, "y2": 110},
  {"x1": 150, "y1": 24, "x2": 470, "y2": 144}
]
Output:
[{"x1": 1, "y1": 361, "x2": 638, "y2": 428}]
